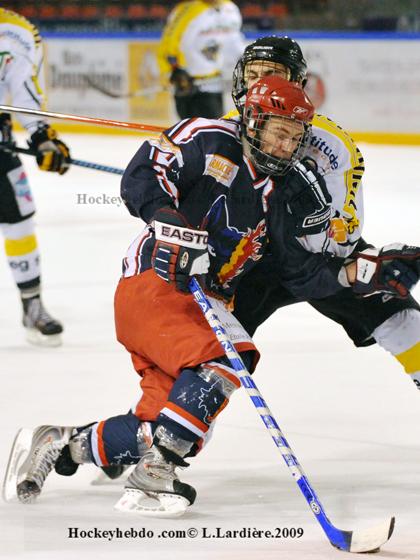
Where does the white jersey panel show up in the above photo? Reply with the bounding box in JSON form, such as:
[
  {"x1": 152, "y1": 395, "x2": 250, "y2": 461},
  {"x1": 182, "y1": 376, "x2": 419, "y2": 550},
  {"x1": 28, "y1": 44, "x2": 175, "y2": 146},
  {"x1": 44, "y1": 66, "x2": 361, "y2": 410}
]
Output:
[{"x1": 0, "y1": 12, "x2": 45, "y2": 132}]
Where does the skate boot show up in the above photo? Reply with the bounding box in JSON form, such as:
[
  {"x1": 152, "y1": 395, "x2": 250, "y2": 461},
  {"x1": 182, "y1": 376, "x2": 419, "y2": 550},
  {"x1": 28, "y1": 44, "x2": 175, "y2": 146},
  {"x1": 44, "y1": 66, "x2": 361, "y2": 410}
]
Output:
[
  {"x1": 2, "y1": 426, "x2": 73, "y2": 503},
  {"x1": 22, "y1": 295, "x2": 63, "y2": 347},
  {"x1": 115, "y1": 427, "x2": 196, "y2": 518}
]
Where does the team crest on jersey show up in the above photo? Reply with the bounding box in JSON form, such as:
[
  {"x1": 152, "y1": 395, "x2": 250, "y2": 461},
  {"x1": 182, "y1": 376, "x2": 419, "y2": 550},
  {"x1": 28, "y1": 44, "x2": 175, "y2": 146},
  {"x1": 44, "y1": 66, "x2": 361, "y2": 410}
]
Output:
[
  {"x1": 204, "y1": 154, "x2": 239, "y2": 187},
  {"x1": 204, "y1": 195, "x2": 266, "y2": 289}
]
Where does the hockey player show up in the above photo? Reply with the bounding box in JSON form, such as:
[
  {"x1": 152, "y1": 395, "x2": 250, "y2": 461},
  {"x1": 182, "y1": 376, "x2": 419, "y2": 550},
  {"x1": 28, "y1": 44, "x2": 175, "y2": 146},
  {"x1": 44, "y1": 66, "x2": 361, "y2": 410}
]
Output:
[
  {"x1": 228, "y1": 35, "x2": 420, "y2": 392},
  {"x1": 4, "y1": 77, "x2": 419, "y2": 516},
  {"x1": 0, "y1": 8, "x2": 71, "y2": 346},
  {"x1": 158, "y1": 0, "x2": 245, "y2": 119}
]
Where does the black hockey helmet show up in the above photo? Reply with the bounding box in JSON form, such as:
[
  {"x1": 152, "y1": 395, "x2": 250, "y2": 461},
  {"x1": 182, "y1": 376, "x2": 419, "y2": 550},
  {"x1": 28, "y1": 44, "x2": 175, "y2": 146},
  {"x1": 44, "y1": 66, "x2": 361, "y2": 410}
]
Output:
[{"x1": 232, "y1": 36, "x2": 308, "y2": 113}]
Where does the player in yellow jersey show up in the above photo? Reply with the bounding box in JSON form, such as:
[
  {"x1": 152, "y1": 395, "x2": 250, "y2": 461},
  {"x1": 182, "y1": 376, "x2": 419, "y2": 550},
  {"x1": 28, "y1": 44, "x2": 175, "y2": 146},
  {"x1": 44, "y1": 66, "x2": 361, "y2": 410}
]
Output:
[
  {"x1": 158, "y1": 0, "x2": 245, "y2": 119},
  {"x1": 228, "y1": 36, "x2": 420, "y2": 392},
  {"x1": 0, "y1": 8, "x2": 71, "y2": 346}
]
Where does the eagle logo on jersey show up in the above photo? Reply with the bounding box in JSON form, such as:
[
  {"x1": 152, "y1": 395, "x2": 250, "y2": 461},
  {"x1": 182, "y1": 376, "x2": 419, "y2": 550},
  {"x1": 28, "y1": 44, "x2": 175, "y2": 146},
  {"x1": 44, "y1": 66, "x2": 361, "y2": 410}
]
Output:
[{"x1": 204, "y1": 195, "x2": 266, "y2": 289}]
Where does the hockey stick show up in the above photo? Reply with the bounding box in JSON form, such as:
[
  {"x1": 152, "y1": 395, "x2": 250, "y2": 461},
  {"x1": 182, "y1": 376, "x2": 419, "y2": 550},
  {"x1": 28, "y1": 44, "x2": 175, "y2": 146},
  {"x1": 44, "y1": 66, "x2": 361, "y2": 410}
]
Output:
[
  {"x1": 0, "y1": 104, "x2": 165, "y2": 133},
  {"x1": 0, "y1": 143, "x2": 124, "y2": 175},
  {"x1": 189, "y1": 276, "x2": 395, "y2": 553},
  {"x1": 86, "y1": 76, "x2": 168, "y2": 99}
]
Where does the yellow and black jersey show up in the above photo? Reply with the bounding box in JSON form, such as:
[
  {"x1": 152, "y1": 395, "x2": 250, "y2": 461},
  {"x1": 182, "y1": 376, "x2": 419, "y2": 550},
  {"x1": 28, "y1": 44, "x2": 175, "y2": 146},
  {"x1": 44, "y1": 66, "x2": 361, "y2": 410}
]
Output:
[
  {"x1": 158, "y1": 1, "x2": 244, "y2": 93},
  {"x1": 0, "y1": 8, "x2": 46, "y2": 132}
]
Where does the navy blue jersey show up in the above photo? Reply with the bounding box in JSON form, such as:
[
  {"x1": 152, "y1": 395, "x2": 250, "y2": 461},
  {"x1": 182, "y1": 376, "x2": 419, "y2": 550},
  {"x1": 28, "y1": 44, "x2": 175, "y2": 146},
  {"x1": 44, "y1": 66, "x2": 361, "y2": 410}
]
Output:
[
  {"x1": 121, "y1": 117, "x2": 344, "y2": 301},
  {"x1": 122, "y1": 118, "x2": 268, "y2": 300}
]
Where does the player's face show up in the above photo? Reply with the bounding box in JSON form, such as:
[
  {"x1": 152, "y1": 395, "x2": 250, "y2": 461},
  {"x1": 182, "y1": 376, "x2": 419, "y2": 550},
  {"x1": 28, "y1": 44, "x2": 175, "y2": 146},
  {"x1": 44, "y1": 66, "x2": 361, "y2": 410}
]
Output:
[
  {"x1": 244, "y1": 61, "x2": 291, "y2": 89},
  {"x1": 258, "y1": 116, "x2": 304, "y2": 160}
]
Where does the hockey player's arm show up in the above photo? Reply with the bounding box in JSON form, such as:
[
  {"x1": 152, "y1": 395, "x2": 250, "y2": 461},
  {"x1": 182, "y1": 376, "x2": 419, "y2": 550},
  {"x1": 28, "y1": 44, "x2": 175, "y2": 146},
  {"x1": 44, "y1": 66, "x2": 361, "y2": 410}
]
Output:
[
  {"x1": 292, "y1": 167, "x2": 364, "y2": 258},
  {"x1": 267, "y1": 197, "x2": 347, "y2": 300},
  {"x1": 282, "y1": 159, "x2": 332, "y2": 237},
  {"x1": 7, "y1": 44, "x2": 71, "y2": 174},
  {"x1": 296, "y1": 121, "x2": 365, "y2": 258},
  {"x1": 121, "y1": 129, "x2": 204, "y2": 223},
  {"x1": 7, "y1": 50, "x2": 45, "y2": 132},
  {"x1": 157, "y1": 3, "x2": 199, "y2": 76},
  {"x1": 277, "y1": 249, "x2": 347, "y2": 300}
]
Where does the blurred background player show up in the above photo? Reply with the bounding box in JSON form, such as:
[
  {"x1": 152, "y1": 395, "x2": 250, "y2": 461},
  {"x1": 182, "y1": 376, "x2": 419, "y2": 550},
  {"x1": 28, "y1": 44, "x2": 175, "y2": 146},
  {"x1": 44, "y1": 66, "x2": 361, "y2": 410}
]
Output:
[
  {"x1": 228, "y1": 35, "x2": 420, "y2": 391},
  {"x1": 158, "y1": 0, "x2": 245, "y2": 119},
  {"x1": 5, "y1": 76, "x2": 419, "y2": 516},
  {"x1": 0, "y1": 8, "x2": 71, "y2": 346}
]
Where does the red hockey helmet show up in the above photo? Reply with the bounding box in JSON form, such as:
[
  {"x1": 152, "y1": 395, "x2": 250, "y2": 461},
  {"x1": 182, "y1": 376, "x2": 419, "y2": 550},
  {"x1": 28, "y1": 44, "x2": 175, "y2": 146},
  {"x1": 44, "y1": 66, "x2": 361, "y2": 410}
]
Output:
[{"x1": 243, "y1": 75, "x2": 314, "y2": 175}]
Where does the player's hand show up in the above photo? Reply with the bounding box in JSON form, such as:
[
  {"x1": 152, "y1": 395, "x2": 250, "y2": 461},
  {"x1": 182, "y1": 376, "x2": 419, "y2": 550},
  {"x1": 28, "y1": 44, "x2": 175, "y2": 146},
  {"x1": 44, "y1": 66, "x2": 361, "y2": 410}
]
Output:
[
  {"x1": 353, "y1": 244, "x2": 420, "y2": 298},
  {"x1": 0, "y1": 112, "x2": 13, "y2": 145},
  {"x1": 283, "y1": 158, "x2": 332, "y2": 236},
  {"x1": 28, "y1": 124, "x2": 71, "y2": 175},
  {"x1": 151, "y1": 207, "x2": 210, "y2": 292},
  {"x1": 170, "y1": 67, "x2": 196, "y2": 97}
]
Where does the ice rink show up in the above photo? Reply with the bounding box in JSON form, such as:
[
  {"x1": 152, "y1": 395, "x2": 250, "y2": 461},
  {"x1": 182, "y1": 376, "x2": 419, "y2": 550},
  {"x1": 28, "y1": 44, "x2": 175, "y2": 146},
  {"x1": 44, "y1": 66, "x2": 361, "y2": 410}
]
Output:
[{"x1": 1, "y1": 133, "x2": 420, "y2": 559}]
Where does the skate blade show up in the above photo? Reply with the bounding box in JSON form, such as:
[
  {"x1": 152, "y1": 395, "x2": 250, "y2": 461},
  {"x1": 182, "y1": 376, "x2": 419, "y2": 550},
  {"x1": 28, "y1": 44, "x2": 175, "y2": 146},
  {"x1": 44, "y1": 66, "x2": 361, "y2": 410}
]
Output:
[
  {"x1": 25, "y1": 329, "x2": 62, "y2": 348},
  {"x1": 114, "y1": 488, "x2": 189, "y2": 518},
  {"x1": 2, "y1": 428, "x2": 34, "y2": 503}
]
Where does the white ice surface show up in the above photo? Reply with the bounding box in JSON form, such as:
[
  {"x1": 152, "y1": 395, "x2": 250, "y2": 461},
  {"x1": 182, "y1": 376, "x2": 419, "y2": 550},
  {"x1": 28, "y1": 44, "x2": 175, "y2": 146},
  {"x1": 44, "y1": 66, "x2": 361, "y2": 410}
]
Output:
[{"x1": 1, "y1": 135, "x2": 420, "y2": 559}]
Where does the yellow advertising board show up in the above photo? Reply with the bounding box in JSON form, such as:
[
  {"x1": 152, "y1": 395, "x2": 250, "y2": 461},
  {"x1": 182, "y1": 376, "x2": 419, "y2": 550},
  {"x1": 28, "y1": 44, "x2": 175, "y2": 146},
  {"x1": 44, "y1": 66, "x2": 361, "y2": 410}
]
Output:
[{"x1": 128, "y1": 41, "x2": 173, "y2": 127}]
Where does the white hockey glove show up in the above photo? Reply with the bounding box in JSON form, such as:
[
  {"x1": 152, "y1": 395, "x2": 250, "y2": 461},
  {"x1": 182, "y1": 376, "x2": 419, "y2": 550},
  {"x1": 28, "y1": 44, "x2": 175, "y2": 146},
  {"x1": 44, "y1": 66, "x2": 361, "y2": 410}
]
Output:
[
  {"x1": 353, "y1": 244, "x2": 420, "y2": 298},
  {"x1": 283, "y1": 158, "x2": 332, "y2": 236},
  {"x1": 151, "y1": 207, "x2": 210, "y2": 292}
]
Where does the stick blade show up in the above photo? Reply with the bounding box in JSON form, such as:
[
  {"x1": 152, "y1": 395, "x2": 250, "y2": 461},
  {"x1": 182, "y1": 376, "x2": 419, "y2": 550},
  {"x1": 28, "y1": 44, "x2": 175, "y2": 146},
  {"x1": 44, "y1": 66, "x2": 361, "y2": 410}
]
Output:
[{"x1": 349, "y1": 517, "x2": 395, "y2": 553}]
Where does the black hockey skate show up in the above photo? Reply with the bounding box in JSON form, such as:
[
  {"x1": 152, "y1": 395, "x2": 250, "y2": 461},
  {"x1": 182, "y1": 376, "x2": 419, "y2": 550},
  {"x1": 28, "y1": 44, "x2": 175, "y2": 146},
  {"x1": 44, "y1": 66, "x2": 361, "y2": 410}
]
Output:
[{"x1": 22, "y1": 296, "x2": 63, "y2": 347}]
